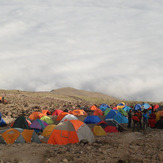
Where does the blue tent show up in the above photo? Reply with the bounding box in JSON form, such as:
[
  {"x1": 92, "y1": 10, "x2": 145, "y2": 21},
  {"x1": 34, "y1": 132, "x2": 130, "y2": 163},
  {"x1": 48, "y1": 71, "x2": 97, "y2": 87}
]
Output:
[
  {"x1": 105, "y1": 110, "x2": 122, "y2": 120},
  {"x1": 105, "y1": 110, "x2": 117, "y2": 119},
  {"x1": 141, "y1": 103, "x2": 150, "y2": 110},
  {"x1": 113, "y1": 114, "x2": 128, "y2": 124},
  {"x1": 123, "y1": 106, "x2": 132, "y2": 112},
  {"x1": 99, "y1": 104, "x2": 110, "y2": 112},
  {"x1": 0, "y1": 112, "x2": 6, "y2": 127},
  {"x1": 134, "y1": 104, "x2": 142, "y2": 111},
  {"x1": 84, "y1": 115, "x2": 101, "y2": 124}
]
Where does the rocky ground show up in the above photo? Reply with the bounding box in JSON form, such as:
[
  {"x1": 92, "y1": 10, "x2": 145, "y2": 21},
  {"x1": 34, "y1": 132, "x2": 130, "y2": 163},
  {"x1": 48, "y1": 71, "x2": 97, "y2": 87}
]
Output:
[{"x1": 0, "y1": 90, "x2": 163, "y2": 163}]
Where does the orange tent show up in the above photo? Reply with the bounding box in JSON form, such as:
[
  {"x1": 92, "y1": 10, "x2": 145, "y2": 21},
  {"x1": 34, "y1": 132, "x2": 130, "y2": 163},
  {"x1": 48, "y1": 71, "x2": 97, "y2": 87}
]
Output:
[
  {"x1": 93, "y1": 109, "x2": 103, "y2": 116},
  {"x1": 90, "y1": 105, "x2": 98, "y2": 111},
  {"x1": 56, "y1": 112, "x2": 69, "y2": 121},
  {"x1": 48, "y1": 120, "x2": 95, "y2": 145},
  {"x1": 28, "y1": 112, "x2": 45, "y2": 121},
  {"x1": 69, "y1": 109, "x2": 87, "y2": 116},
  {"x1": 42, "y1": 110, "x2": 51, "y2": 115}
]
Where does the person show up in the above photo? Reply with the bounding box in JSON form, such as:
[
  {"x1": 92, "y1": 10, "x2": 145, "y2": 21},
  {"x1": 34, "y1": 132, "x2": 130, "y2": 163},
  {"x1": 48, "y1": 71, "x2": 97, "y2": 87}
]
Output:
[
  {"x1": 137, "y1": 110, "x2": 142, "y2": 129},
  {"x1": 132, "y1": 111, "x2": 140, "y2": 132},
  {"x1": 148, "y1": 110, "x2": 156, "y2": 128},
  {"x1": 142, "y1": 110, "x2": 149, "y2": 130},
  {"x1": 128, "y1": 109, "x2": 132, "y2": 128}
]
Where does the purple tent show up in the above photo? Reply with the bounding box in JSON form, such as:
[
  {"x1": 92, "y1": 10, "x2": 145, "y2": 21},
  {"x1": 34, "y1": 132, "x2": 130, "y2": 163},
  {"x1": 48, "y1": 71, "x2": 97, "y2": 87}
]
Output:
[{"x1": 30, "y1": 119, "x2": 48, "y2": 131}]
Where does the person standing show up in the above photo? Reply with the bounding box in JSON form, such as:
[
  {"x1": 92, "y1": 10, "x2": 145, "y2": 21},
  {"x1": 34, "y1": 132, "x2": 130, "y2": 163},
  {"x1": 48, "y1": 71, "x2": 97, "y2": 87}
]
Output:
[
  {"x1": 142, "y1": 110, "x2": 149, "y2": 130},
  {"x1": 132, "y1": 111, "x2": 140, "y2": 132}
]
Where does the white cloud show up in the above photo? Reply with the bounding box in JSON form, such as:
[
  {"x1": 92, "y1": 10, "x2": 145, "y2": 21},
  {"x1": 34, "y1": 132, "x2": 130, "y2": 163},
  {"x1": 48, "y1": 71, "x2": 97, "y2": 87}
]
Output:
[{"x1": 0, "y1": 0, "x2": 163, "y2": 102}]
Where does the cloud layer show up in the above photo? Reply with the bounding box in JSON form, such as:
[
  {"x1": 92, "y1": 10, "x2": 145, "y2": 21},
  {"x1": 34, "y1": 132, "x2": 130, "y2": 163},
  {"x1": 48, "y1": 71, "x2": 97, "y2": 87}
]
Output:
[{"x1": 0, "y1": 0, "x2": 163, "y2": 102}]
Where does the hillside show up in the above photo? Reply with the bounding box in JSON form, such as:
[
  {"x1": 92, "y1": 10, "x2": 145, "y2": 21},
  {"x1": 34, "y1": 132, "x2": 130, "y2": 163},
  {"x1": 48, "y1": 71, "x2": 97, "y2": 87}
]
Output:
[{"x1": 50, "y1": 87, "x2": 119, "y2": 101}]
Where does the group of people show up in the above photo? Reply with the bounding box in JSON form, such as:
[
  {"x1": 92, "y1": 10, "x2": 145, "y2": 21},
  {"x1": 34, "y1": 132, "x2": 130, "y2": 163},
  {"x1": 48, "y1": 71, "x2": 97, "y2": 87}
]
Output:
[{"x1": 128, "y1": 106, "x2": 162, "y2": 131}]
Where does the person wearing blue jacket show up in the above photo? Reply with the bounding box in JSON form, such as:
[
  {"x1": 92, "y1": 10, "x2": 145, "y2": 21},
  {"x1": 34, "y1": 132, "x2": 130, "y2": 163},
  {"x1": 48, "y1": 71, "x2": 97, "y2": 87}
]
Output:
[{"x1": 142, "y1": 110, "x2": 149, "y2": 130}]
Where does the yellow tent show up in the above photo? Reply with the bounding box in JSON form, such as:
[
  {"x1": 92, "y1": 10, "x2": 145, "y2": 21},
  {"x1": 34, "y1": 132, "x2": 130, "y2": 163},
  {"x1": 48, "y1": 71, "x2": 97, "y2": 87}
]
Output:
[
  {"x1": 93, "y1": 126, "x2": 107, "y2": 136},
  {"x1": 41, "y1": 124, "x2": 56, "y2": 137}
]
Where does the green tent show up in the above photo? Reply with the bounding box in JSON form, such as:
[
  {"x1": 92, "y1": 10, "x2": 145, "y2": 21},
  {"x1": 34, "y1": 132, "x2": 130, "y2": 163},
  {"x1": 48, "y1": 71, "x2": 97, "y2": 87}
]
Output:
[
  {"x1": 118, "y1": 109, "x2": 128, "y2": 117},
  {"x1": 104, "y1": 108, "x2": 111, "y2": 116},
  {"x1": 40, "y1": 116, "x2": 54, "y2": 124}
]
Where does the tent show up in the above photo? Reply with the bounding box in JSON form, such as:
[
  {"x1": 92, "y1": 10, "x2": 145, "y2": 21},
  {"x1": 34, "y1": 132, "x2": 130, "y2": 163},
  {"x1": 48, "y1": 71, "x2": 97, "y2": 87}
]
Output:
[
  {"x1": 141, "y1": 103, "x2": 150, "y2": 110},
  {"x1": 117, "y1": 102, "x2": 126, "y2": 110},
  {"x1": 52, "y1": 110, "x2": 63, "y2": 116},
  {"x1": 28, "y1": 112, "x2": 45, "y2": 121},
  {"x1": 104, "y1": 107, "x2": 111, "y2": 116},
  {"x1": 0, "y1": 112, "x2": 6, "y2": 127},
  {"x1": 42, "y1": 110, "x2": 51, "y2": 115},
  {"x1": 11, "y1": 116, "x2": 31, "y2": 129},
  {"x1": 30, "y1": 119, "x2": 48, "y2": 133},
  {"x1": 134, "y1": 104, "x2": 142, "y2": 111},
  {"x1": 93, "y1": 109, "x2": 103, "y2": 116},
  {"x1": 123, "y1": 106, "x2": 131, "y2": 112},
  {"x1": 0, "y1": 128, "x2": 41, "y2": 144},
  {"x1": 41, "y1": 124, "x2": 56, "y2": 137},
  {"x1": 105, "y1": 119, "x2": 125, "y2": 132},
  {"x1": 69, "y1": 109, "x2": 87, "y2": 116},
  {"x1": 99, "y1": 104, "x2": 110, "y2": 112},
  {"x1": 48, "y1": 120, "x2": 95, "y2": 145},
  {"x1": 105, "y1": 110, "x2": 128, "y2": 124},
  {"x1": 113, "y1": 114, "x2": 128, "y2": 124},
  {"x1": 92, "y1": 126, "x2": 107, "y2": 136},
  {"x1": 56, "y1": 112, "x2": 70, "y2": 121},
  {"x1": 84, "y1": 115, "x2": 101, "y2": 124},
  {"x1": 90, "y1": 105, "x2": 99, "y2": 111},
  {"x1": 105, "y1": 110, "x2": 117, "y2": 119},
  {"x1": 61, "y1": 114, "x2": 78, "y2": 122},
  {"x1": 118, "y1": 109, "x2": 128, "y2": 117},
  {"x1": 97, "y1": 121, "x2": 119, "y2": 133},
  {"x1": 40, "y1": 116, "x2": 54, "y2": 124}
]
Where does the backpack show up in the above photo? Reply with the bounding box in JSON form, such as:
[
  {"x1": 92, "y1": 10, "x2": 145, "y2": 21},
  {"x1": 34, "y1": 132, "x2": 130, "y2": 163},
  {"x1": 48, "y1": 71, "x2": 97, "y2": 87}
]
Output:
[{"x1": 132, "y1": 115, "x2": 139, "y2": 122}]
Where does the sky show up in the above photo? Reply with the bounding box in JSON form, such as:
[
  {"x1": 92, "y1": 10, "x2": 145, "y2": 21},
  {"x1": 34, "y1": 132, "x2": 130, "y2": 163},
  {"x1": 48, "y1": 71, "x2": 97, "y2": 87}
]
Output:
[{"x1": 0, "y1": 0, "x2": 163, "y2": 102}]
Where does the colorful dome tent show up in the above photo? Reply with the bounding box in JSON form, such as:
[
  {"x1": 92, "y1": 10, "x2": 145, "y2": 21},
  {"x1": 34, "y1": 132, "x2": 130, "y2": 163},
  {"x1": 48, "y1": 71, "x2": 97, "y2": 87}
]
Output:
[
  {"x1": 104, "y1": 107, "x2": 112, "y2": 116},
  {"x1": 11, "y1": 116, "x2": 31, "y2": 129},
  {"x1": 105, "y1": 110, "x2": 117, "y2": 119},
  {"x1": 97, "y1": 121, "x2": 119, "y2": 133},
  {"x1": 90, "y1": 105, "x2": 99, "y2": 111},
  {"x1": 56, "y1": 112, "x2": 70, "y2": 121},
  {"x1": 42, "y1": 110, "x2": 51, "y2": 115},
  {"x1": 69, "y1": 109, "x2": 87, "y2": 116},
  {"x1": 52, "y1": 110, "x2": 63, "y2": 116},
  {"x1": 28, "y1": 112, "x2": 45, "y2": 121},
  {"x1": 0, "y1": 128, "x2": 41, "y2": 144},
  {"x1": 123, "y1": 106, "x2": 131, "y2": 112},
  {"x1": 48, "y1": 120, "x2": 95, "y2": 145},
  {"x1": 141, "y1": 103, "x2": 150, "y2": 110},
  {"x1": 105, "y1": 119, "x2": 125, "y2": 132},
  {"x1": 40, "y1": 116, "x2": 54, "y2": 124},
  {"x1": 134, "y1": 104, "x2": 142, "y2": 111},
  {"x1": 93, "y1": 109, "x2": 103, "y2": 116},
  {"x1": 118, "y1": 109, "x2": 128, "y2": 117},
  {"x1": 92, "y1": 126, "x2": 107, "y2": 136},
  {"x1": 0, "y1": 112, "x2": 6, "y2": 127},
  {"x1": 29, "y1": 119, "x2": 48, "y2": 133},
  {"x1": 61, "y1": 114, "x2": 78, "y2": 122},
  {"x1": 105, "y1": 110, "x2": 128, "y2": 124},
  {"x1": 41, "y1": 124, "x2": 56, "y2": 137},
  {"x1": 113, "y1": 113, "x2": 128, "y2": 124},
  {"x1": 117, "y1": 102, "x2": 126, "y2": 110},
  {"x1": 84, "y1": 115, "x2": 101, "y2": 124},
  {"x1": 99, "y1": 104, "x2": 110, "y2": 112}
]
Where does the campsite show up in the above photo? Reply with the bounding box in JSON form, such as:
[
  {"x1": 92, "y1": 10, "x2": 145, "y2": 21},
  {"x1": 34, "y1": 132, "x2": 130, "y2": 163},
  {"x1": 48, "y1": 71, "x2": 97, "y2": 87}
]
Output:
[{"x1": 0, "y1": 88, "x2": 163, "y2": 163}]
